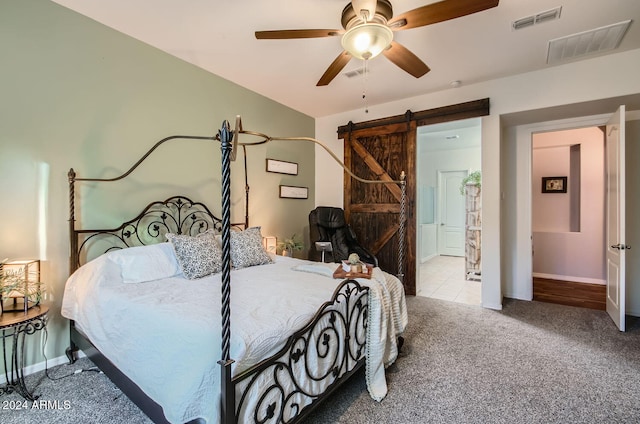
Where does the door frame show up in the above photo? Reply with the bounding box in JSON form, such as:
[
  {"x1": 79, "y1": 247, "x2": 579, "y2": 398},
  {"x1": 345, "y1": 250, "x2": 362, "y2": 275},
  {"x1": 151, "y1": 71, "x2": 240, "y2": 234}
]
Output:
[{"x1": 512, "y1": 113, "x2": 614, "y2": 301}]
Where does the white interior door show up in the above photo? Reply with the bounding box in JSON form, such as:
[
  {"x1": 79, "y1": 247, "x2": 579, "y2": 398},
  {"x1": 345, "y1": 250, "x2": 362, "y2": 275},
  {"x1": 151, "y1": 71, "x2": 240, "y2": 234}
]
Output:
[
  {"x1": 605, "y1": 105, "x2": 627, "y2": 331},
  {"x1": 437, "y1": 170, "x2": 467, "y2": 257}
]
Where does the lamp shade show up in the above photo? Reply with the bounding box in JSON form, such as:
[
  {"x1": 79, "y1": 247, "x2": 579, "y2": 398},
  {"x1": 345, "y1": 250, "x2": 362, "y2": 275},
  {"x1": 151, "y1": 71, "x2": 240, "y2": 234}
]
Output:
[
  {"x1": 262, "y1": 236, "x2": 277, "y2": 254},
  {"x1": 341, "y1": 23, "x2": 393, "y2": 60},
  {"x1": 0, "y1": 259, "x2": 42, "y2": 313}
]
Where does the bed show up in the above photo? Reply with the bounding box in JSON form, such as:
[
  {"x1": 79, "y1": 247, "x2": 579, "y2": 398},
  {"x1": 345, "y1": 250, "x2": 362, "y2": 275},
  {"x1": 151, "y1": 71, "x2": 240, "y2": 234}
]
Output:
[{"x1": 61, "y1": 120, "x2": 408, "y2": 424}]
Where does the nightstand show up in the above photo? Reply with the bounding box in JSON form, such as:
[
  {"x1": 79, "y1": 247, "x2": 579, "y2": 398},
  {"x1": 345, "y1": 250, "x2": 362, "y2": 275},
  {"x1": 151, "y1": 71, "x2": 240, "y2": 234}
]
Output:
[{"x1": 0, "y1": 304, "x2": 49, "y2": 400}]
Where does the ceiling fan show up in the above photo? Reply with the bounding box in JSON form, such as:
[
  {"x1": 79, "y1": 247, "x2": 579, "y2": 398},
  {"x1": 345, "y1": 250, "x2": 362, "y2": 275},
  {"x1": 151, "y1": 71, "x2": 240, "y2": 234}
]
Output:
[{"x1": 255, "y1": 0, "x2": 499, "y2": 86}]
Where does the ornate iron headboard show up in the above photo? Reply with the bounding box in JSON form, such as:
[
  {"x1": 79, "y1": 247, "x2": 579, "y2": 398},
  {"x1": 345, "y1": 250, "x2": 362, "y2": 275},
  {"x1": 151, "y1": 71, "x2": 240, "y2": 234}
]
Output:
[
  {"x1": 68, "y1": 192, "x2": 227, "y2": 271},
  {"x1": 67, "y1": 134, "x2": 247, "y2": 274}
]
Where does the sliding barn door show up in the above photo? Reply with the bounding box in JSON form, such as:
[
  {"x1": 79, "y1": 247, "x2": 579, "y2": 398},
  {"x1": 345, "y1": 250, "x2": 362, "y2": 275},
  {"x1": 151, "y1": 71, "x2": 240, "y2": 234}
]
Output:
[
  {"x1": 338, "y1": 99, "x2": 491, "y2": 297},
  {"x1": 341, "y1": 122, "x2": 417, "y2": 295}
]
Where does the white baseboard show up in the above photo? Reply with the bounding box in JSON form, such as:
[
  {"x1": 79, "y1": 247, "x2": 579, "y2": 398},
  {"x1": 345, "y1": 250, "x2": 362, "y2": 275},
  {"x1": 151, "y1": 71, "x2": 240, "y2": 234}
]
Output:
[
  {"x1": 0, "y1": 350, "x2": 86, "y2": 382},
  {"x1": 626, "y1": 309, "x2": 640, "y2": 318},
  {"x1": 420, "y1": 253, "x2": 438, "y2": 263},
  {"x1": 481, "y1": 301, "x2": 503, "y2": 310},
  {"x1": 533, "y1": 272, "x2": 606, "y2": 285},
  {"x1": 504, "y1": 291, "x2": 533, "y2": 301}
]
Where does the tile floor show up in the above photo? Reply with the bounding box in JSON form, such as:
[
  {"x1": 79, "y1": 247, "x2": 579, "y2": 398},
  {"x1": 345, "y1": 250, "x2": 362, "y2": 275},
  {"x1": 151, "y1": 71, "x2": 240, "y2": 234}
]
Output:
[{"x1": 416, "y1": 255, "x2": 482, "y2": 306}]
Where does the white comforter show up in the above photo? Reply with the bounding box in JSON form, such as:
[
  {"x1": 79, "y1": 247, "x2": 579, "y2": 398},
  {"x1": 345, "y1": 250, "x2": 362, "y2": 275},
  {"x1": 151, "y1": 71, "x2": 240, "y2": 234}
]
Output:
[{"x1": 62, "y1": 253, "x2": 407, "y2": 423}]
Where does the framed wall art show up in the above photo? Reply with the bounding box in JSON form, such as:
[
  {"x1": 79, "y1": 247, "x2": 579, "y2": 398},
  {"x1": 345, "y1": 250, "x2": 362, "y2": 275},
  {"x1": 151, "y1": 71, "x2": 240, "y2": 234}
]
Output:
[
  {"x1": 541, "y1": 176, "x2": 567, "y2": 193},
  {"x1": 266, "y1": 158, "x2": 298, "y2": 175},
  {"x1": 279, "y1": 185, "x2": 308, "y2": 199}
]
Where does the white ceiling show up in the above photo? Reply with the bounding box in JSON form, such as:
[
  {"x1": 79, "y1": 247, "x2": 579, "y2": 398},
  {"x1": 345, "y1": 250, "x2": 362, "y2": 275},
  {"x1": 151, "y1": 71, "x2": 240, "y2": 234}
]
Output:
[{"x1": 52, "y1": 0, "x2": 640, "y2": 118}]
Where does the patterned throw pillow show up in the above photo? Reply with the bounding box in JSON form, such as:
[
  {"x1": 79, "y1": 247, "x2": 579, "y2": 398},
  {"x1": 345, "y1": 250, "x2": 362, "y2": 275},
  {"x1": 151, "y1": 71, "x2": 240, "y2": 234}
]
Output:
[
  {"x1": 230, "y1": 227, "x2": 273, "y2": 269},
  {"x1": 166, "y1": 230, "x2": 223, "y2": 279}
]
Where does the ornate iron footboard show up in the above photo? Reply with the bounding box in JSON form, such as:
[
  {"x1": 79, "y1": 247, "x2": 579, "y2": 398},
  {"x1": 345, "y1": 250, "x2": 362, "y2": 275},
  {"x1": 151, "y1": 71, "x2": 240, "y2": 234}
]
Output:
[{"x1": 233, "y1": 279, "x2": 368, "y2": 424}]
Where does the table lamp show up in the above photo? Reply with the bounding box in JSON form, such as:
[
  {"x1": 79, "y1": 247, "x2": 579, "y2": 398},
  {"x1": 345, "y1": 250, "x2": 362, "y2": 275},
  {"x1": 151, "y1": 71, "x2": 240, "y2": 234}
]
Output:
[{"x1": 0, "y1": 259, "x2": 43, "y2": 314}]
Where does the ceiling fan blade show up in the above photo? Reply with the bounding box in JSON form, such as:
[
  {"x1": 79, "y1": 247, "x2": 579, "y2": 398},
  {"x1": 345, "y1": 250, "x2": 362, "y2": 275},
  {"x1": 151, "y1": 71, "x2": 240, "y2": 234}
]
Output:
[
  {"x1": 388, "y1": 0, "x2": 499, "y2": 31},
  {"x1": 383, "y1": 42, "x2": 430, "y2": 78},
  {"x1": 255, "y1": 29, "x2": 342, "y2": 39},
  {"x1": 317, "y1": 51, "x2": 352, "y2": 86}
]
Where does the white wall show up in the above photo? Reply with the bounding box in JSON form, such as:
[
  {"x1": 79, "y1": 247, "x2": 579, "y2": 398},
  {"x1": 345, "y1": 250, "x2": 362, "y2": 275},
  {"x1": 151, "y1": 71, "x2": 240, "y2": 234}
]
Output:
[
  {"x1": 419, "y1": 147, "x2": 482, "y2": 189},
  {"x1": 532, "y1": 145, "x2": 572, "y2": 233},
  {"x1": 316, "y1": 48, "x2": 640, "y2": 311}
]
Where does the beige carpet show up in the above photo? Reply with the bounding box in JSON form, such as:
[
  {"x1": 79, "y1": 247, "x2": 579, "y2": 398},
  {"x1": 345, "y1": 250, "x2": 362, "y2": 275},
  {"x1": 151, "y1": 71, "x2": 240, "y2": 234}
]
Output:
[{"x1": 4, "y1": 297, "x2": 640, "y2": 424}]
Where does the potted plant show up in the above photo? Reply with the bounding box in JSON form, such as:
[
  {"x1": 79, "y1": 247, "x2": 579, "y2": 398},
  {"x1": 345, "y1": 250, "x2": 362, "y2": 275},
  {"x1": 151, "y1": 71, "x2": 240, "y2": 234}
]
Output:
[
  {"x1": 278, "y1": 234, "x2": 304, "y2": 257},
  {"x1": 460, "y1": 170, "x2": 481, "y2": 195}
]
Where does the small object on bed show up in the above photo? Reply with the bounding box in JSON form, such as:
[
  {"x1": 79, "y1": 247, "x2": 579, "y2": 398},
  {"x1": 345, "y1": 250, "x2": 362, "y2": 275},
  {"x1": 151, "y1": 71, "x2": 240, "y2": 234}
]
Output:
[
  {"x1": 338, "y1": 252, "x2": 371, "y2": 275},
  {"x1": 333, "y1": 263, "x2": 373, "y2": 279}
]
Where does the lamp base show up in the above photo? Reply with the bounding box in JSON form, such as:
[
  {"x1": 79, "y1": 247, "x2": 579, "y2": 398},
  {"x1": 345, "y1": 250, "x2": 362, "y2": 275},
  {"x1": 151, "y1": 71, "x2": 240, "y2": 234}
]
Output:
[{"x1": 0, "y1": 296, "x2": 40, "y2": 315}]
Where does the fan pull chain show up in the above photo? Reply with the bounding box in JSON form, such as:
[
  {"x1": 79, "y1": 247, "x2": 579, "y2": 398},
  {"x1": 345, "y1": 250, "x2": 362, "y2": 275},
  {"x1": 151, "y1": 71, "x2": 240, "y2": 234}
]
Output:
[{"x1": 362, "y1": 59, "x2": 369, "y2": 114}]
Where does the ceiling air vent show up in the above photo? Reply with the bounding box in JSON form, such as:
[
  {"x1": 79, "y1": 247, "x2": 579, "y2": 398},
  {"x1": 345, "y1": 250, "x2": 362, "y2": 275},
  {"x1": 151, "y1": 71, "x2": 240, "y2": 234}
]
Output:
[
  {"x1": 535, "y1": 8, "x2": 561, "y2": 24},
  {"x1": 513, "y1": 16, "x2": 535, "y2": 30},
  {"x1": 512, "y1": 6, "x2": 562, "y2": 30},
  {"x1": 547, "y1": 20, "x2": 632, "y2": 64}
]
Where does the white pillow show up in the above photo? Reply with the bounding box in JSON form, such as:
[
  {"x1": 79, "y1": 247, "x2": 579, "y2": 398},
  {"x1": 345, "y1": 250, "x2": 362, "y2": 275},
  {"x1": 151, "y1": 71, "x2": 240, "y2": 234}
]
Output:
[{"x1": 106, "y1": 242, "x2": 180, "y2": 284}]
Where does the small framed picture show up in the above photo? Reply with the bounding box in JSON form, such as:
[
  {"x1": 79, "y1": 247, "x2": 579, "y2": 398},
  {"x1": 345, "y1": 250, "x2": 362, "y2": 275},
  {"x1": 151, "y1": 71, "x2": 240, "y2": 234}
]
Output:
[
  {"x1": 542, "y1": 176, "x2": 567, "y2": 193},
  {"x1": 266, "y1": 159, "x2": 298, "y2": 175},
  {"x1": 279, "y1": 185, "x2": 308, "y2": 199}
]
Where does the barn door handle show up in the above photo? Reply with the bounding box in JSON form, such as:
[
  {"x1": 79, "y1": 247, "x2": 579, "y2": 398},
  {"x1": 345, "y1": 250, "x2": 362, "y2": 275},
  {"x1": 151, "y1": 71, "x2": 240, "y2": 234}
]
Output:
[{"x1": 611, "y1": 244, "x2": 631, "y2": 250}]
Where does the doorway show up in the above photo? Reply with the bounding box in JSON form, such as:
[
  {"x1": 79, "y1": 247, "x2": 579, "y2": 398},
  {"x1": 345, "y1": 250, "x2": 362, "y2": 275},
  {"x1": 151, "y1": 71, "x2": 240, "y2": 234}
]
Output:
[
  {"x1": 416, "y1": 118, "x2": 482, "y2": 305},
  {"x1": 530, "y1": 126, "x2": 607, "y2": 310},
  {"x1": 506, "y1": 107, "x2": 629, "y2": 330}
]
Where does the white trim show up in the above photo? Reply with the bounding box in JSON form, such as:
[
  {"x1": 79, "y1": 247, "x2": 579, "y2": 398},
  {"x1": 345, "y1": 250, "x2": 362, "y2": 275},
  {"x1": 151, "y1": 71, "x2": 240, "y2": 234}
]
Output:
[
  {"x1": 420, "y1": 253, "x2": 438, "y2": 263},
  {"x1": 627, "y1": 308, "x2": 640, "y2": 318},
  {"x1": 515, "y1": 112, "x2": 613, "y2": 301},
  {"x1": 503, "y1": 288, "x2": 533, "y2": 301},
  {"x1": 0, "y1": 351, "x2": 86, "y2": 382},
  {"x1": 533, "y1": 272, "x2": 606, "y2": 285},
  {"x1": 481, "y1": 301, "x2": 503, "y2": 310}
]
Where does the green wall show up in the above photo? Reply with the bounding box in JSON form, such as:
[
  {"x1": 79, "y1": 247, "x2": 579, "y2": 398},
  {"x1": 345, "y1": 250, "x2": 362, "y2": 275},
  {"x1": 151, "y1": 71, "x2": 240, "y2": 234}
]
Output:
[{"x1": 0, "y1": 0, "x2": 315, "y2": 369}]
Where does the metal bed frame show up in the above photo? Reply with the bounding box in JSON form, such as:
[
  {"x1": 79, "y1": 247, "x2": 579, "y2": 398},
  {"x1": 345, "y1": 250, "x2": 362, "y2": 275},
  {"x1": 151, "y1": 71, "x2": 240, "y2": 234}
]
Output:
[{"x1": 65, "y1": 118, "x2": 406, "y2": 423}]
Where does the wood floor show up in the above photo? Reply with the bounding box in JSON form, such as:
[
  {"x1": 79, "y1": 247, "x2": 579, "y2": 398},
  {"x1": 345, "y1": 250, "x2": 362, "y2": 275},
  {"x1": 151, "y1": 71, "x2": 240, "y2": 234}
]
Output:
[{"x1": 533, "y1": 277, "x2": 606, "y2": 310}]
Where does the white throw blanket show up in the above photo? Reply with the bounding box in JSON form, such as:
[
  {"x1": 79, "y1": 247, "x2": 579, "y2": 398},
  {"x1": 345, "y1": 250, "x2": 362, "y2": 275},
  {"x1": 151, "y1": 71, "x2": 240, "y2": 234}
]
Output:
[{"x1": 292, "y1": 262, "x2": 408, "y2": 401}]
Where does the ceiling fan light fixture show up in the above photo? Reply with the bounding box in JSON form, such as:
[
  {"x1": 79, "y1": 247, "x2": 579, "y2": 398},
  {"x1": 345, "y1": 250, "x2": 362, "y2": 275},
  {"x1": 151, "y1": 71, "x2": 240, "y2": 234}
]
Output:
[{"x1": 341, "y1": 23, "x2": 393, "y2": 60}]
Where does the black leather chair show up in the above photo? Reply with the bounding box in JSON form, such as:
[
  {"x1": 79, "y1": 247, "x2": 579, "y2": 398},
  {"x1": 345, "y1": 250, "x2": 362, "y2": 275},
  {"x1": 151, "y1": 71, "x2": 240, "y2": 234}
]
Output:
[{"x1": 308, "y1": 206, "x2": 378, "y2": 267}]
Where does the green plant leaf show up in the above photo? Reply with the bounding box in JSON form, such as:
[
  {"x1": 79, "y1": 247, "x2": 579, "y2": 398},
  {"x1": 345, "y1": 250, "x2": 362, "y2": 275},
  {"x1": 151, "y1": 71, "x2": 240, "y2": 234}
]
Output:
[{"x1": 460, "y1": 171, "x2": 481, "y2": 195}]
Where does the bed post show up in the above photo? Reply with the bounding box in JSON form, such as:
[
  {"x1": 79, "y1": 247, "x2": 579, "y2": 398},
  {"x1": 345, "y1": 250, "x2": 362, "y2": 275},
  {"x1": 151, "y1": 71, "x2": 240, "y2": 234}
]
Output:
[
  {"x1": 66, "y1": 168, "x2": 80, "y2": 364},
  {"x1": 68, "y1": 168, "x2": 78, "y2": 275},
  {"x1": 242, "y1": 145, "x2": 250, "y2": 228},
  {"x1": 218, "y1": 120, "x2": 235, "y2": 424}
]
